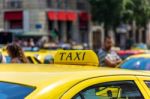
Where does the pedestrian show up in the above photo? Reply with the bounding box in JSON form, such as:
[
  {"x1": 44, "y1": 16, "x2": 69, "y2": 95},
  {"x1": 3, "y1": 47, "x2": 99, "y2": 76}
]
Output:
[
  {"x1": 6, "y1": 43, "x2": 28, "y2": 63},
  {"x1": 28, "y1": 38, "x2": 35, "y2": 47},
  {"x1": 125, "y1": 35, "x2": 134, "y2": 50},
  {"x1": 98, "y1": 36, "x2": 122, "y2": 67},
  {"x1": 22, "y1": 39, "x2": 28, "y2": 47}
]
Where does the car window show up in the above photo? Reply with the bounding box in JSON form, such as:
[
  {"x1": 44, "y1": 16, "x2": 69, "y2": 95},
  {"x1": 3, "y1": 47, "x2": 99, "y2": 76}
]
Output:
[
  {"x1": 145, "y1": 81, "x2": 150, "y2": 90},
  {"x1": 120, "y1": 58, "x2": 150, "y2": 70},
  {"x1": 0, "y1": 82, "x2": 35, "y2": 99},
  {"x1": 73, "y1": 81, "x2": 144, "y2": 99}
]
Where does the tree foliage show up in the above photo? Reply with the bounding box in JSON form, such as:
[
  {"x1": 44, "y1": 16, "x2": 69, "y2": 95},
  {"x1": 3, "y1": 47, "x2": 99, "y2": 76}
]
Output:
[{"x1": 88, "y1": 0, "x2": 150, "y2": 26}]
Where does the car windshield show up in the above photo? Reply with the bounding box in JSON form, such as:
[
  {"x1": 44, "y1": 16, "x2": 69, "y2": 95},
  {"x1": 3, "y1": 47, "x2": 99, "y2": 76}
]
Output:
[
  {"x1": 0, "y1": 82, "x2": 35, "y2": 99},
  {"x1": 120, "y1": 58, "x2": 150, "y2": 70}
]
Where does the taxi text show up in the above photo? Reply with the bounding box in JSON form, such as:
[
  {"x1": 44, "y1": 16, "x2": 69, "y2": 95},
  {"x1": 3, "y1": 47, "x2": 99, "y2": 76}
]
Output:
[{"x1": 59, "y1": 52, "x2": 86, "y2": 61}]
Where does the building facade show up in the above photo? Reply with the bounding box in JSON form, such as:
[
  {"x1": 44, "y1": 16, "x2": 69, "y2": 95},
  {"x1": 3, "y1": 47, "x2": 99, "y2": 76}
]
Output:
[{"x1": 0, "y1": 0, "x2": 91, "y2": 43}]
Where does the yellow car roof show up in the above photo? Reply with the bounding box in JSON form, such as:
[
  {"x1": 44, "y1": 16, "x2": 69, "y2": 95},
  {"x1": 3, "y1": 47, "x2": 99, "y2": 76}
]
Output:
[
  {"x1": 0, "y1": 64, "x2": 150, "y2": 86},
  {"x1": 0, "y1": 64, "x2": 150, "y2": 99}
]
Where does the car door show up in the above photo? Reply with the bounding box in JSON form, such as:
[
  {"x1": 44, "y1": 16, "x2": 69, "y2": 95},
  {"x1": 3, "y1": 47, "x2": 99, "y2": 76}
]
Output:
[
  {"x1": 61, "y1": 75, "x2": 149, "y2": 99},
  {"x1": 136, "y1": 76, "x2": 150, "y2": 97}
]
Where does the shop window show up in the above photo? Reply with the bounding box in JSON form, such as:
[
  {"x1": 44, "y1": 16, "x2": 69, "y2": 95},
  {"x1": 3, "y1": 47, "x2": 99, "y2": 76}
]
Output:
[
  {"x1": 4, "y1": 0, "x2": 22, "y2": 9},
  {"x1": 9, "y1": 20, "x2": 23, "y2": 29},
  {"x1": 57, "y1": 0, "x2": 66, "y2": 9},
  {"x1": 77, "y1": 2, "x2": 86, "y2": 10},
  {"x1": 47, "y1": 0, "x2": 53, "y2": 8}
]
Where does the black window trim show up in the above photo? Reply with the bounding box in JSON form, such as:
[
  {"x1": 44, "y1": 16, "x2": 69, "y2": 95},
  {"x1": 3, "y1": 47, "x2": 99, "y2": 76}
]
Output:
[
  {"x1": 72, "y1": 80, "x2": 144, "y2": 99},
  {"x1": 33, "y1": 57, "x2": 42, "y2": 64},
  {"x1": 60, "y1": 75, "x2": 148, "y2": 98},
  {"x1": 27, "y1": 56, "x2": 34, "y2": 63}
]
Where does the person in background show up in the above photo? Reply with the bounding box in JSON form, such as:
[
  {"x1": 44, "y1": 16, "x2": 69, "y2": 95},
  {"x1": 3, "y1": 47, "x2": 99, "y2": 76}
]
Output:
[
  {"x1": 28, "y1": 38, "x2": 35, "y2": 47},
  {"x1": 98, "y1": 36, "x2": 122, "y2": 67},
  {"x1": 22, "y1": 39, "x2": 28, "y2": 47},
  {"x1": 125, "y1": 35, "x2": 134, "y2": 50},
  {"x1": 6, "y1": 43, "x2": 28, "y2": 63},
  {"x1": 0, "y1": 52, "x2": 6, "y2": 63}
]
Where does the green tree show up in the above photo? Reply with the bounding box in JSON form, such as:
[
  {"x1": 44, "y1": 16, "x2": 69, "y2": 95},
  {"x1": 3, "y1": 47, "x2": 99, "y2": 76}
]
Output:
[
  {"x1": 88, "y1": 0, "x2": 150, "y2": 28},
  {"x1": 89, "y1": 0, "x2": 133, "y2": 26}
]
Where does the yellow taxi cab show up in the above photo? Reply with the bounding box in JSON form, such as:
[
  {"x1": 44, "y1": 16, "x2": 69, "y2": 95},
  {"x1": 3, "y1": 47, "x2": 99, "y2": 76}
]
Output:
[
  {"x1": 23, "y1": 47, "x2": 57, "y2": 64},
  {"x1": 1, "y1": 50, "x2": 41, "y2": 64},
  {"x1": 0, "y1": 46, "x2": 57, "y2": 64},
  {"x1": 0, "y1": 50, "x2": 150, "y2": 99}
]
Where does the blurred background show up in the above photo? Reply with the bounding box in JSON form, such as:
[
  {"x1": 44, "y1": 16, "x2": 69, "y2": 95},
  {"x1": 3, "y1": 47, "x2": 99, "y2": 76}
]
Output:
[{"x1": 0, "y1": 0, "x2": 150, "y2": 51}]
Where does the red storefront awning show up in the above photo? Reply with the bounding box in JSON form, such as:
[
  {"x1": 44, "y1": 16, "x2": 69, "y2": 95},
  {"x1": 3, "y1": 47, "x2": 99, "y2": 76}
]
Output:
[
  {"x1": 79, "y1": 12, "x2": 91, "y2": 21},
  {"x1": 48, "y1": 11, "x2": 57, "y2": 20},
  {"x1": 57, "y1": 11, "x2": 66, "y2": 21},
  {"x1": 4, "y1": 11, "x2": 23, "y2": 21},
  {"x1": 66, "y1": 12, "x2": 77, "y2": 21},
  {"x1": 48, "y1": 11, "x2": 77, "y2": 21}
]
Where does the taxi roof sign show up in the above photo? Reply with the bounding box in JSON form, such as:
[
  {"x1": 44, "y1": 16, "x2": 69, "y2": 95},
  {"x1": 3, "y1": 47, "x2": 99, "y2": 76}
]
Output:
[{"x1": 54, "y1": 50, "x2": 99, "y2": 66}]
